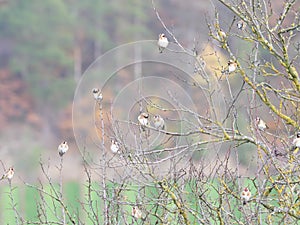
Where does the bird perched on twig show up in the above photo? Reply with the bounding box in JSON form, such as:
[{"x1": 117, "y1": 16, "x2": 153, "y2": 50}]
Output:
[
  {"x1": 0, "y1": 167, "x2": 14, "y2": 181},
  {"x1": 138, "y1": 112, "x2": 149, "y2": 131},
  {"x1": 157, "y1": 33, "x2": 169, "y2": 53},
  {"x1": 92, "y1": 88, "x2": 103, "y2": 101},
  {"x1": 222, "y1": 60, "x2": 237, "y2": 74},
  {"x1": 153, "y1": 114, "x2": 165, "y2": 130},
  {"x1": 58, "y1": 141, "x2": 69, "y2": 157},
  {"x1": 218, "y1": 30, "x2": 226, "y2": 41},
  {"x1": 110, "y1": 139, "x2": 120, "y2": 153},
  {"x1": 237, "y1": 20, "x2": 246, "y2": 30},
  {"x1": 291, "y1": 132, "x2": 300, "y2": 151},
  {"x1": 132, "y1": 206, "x2": 142, "y2": 219},
  {"x1": 227, "y1": 60, "x2": 237, "y2": 73},
  {"x1": 241, "y1": 187, "x2": 251, "y2": 205},
  {"x1": 255, "y1": 116, "x2": 269, "y2": 131}
]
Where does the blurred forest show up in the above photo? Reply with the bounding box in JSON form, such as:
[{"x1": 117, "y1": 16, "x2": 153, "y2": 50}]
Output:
[
  {"x1": 0, "y1": 0, "x2": 295, "y2": 178},
  {"x1": 0, "y1": 0, "x2": 217, "y2": 180}
]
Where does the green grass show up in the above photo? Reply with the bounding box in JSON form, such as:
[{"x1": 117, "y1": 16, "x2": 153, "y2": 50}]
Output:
[
  {"x1": 24, "y1": 186, "x2": 39, "y2": 222},
  {"x1": 0, "y1": 180, "x2": 292, "y2": 224},
  {"x1": 0, "y1": 182, "x2": 82, "y2": 224},
  {"x1": 1, "y1": 185, "x2": 20, "y2": 224}
]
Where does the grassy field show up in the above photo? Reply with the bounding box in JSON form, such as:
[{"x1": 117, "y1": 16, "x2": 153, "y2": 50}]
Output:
[
  {"x1": 0, "y1": 180, "x2": 284, "y2": 224},
  {"x1": 0, "y1": 182, "x2": 80, "y2": 224}
]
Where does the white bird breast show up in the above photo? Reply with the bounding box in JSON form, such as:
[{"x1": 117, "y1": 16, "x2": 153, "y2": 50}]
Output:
[
  {"x1": 110, "y1": 144, "x2": 119, "y2": 153},
  {"x1": 258, "y1": 123, "x2": 266, "y2": 130},
  {"x1": 93, "y1": 92, "x2": 102, "y2": 100},
  {"x1": 237, "y1": 23, "x2": 244, "y2": 29},
  {"x1": 228, "y1": 64, "x2": 236, "y2": 73},
  {"x1": 154, "y1": 119, "x2": 164, "y2": 129},
  {"x1": 58, "y1": 145, "x2": 68, "y2": 153},
  {"x1": 93, "y1": 92, "x2": 99, "y2": 99},
  {"x1": 293, "y1": 138, "x2": 300, "y2": 147},
  {"x1": 243, "y1": 194, "x2": 251, "y2": 201},
  {"x1": 158, "y1": 38, "x2": 169, "y2": 48},
  {"x1": 241, "y1": 189, "x2": 251, "y2": 201},
  {"x1": 7, "y1": 172, "x2": 14, "y2": 180},
  {"x1": 139, "y1": 118, "x2": 148, "y2": 126}
]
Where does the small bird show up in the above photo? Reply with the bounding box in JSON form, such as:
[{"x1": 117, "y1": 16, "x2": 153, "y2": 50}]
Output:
[
  {"x1": 0, "y1": 167, "x2": 14, "y2": 181},
  {"x1": 153, "y1": 114, "x2": 165, "y2": 130},
  {"x1": 110, "y1": 139, "x2": 120, "y2": 153},
  {"x1": 219, "y1": 30, "x2": 226, "y2": 40},
  {"x1": 241, "y1": 187, "x2": 251, "y2": 205},
  {"x1": 221, "y1": 60, "x2": 237, "y2": 74},
  {"x1": 228, "y1": 60, "x2": 237, "y2": 73},
  {"x1": 237, "y1": 20, "x2": 246, "y2": 30},
  {"x1": 58, "y1": 141, "x2": 69, "y2": 157},
  {"x1": 132, "y1": 206, "x2": 142, "y2": 219},
  {"x1": 138, "y1": 112, "x2": 149, "y2": 131},
  {"x1": 255, "y1": 116, "x2": 269, "y2": 131},
  {"x1": 291, "y1": 132, "x2": 300, "y2": 151},
  {"x1": 92, "y1": 88, "x2": 103, "y2": 101},
  {"x1": 157, "y1": 33, "x2": 169, "y2": 53}
]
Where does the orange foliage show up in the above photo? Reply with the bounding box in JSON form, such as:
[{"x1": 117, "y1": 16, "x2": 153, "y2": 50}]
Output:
[{"x1": 0, "y1": 69, "x2": 36, "y2": 128}]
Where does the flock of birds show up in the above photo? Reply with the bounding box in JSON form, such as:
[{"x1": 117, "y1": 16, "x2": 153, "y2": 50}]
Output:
[
  {"x1": 85, "y1": 30, "x2": 299, "y2": 209},
  {"x1": 110, "y1": 109, "x2": 165, "y2": 154},
  {"x1": 55, "y1": 30, "x2": 299, "y2": 209},
  {"x1": 1, "y1": 23, "x2": 298, "y2": 216}
]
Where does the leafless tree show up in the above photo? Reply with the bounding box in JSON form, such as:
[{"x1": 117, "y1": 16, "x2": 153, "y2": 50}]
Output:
[{"x1": 3, "y1": 0, "x2": 299, "y2": 224}]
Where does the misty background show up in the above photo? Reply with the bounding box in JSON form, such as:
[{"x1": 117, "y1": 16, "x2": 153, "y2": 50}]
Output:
[{"x1": 0, "y1": 0, "x2": 285, "y2": 181}]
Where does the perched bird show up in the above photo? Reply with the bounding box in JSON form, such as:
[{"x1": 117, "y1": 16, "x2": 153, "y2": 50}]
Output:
[
  {"x1": 291, "y1": 132, "x2": 300, "y2": 151},
  {"x1": 58, "y1": 141, "x2": 69, "y2": 157},
  {"x1": 157, "y1": 33, "x2": 169, "y2": 53},
  {"x1": 241, "y1": 187, "x2": 251, "y2": 205},
  {"x1": 219, "y1": 30, "x2": 226, "y2": 40},
  {"x1": 221, "y1": 60, "x2": 237, "y2": 74},
  {"x1": 153, "y1": 114, "x2": 165, "y2": 130},
  {"x1": 228, "y1": 60, "x2": 237, "y2": 73},
  {"x1": 132, "y1": 206, "x2": 142, "y2": 219},
  {"x1": 138, "y1": 112, "x2": 149, "y2": 131},
  {"x1": 255, "y1": 116, "x2": 269, "y2": 131},
  {"x1": 237, "y1": 20, "x2": 246, "y2": 30},
  {"x1": 0, "y1": 167, "x2": 14, "y2": 181},
  {"x1": 92, "y1": 88, "x2": 103, "y2": 101},
  {"x1": 110, "y1": 139, "x2": 120, "y2": 153}
]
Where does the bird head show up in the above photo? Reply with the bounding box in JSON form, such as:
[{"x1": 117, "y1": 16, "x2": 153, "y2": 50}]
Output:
[
  {"x1": 228, "y1": 60, "x2": 235, "y2": 65},
  {"x1": 154, "y1": 115, "x2": 160, "y2": 119},
  {"x1": 142, "y1": 113, "x2": 149, "y2": 118},
  {"x1": 92, "y1": 88, "x2": 99, "y2": 93},
  {"x1": 159, "y1": 33, "x2": 166, "y2": 39},
  {"x1": 132, "y1": 206, "x2": 136, "y2": 214}
]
